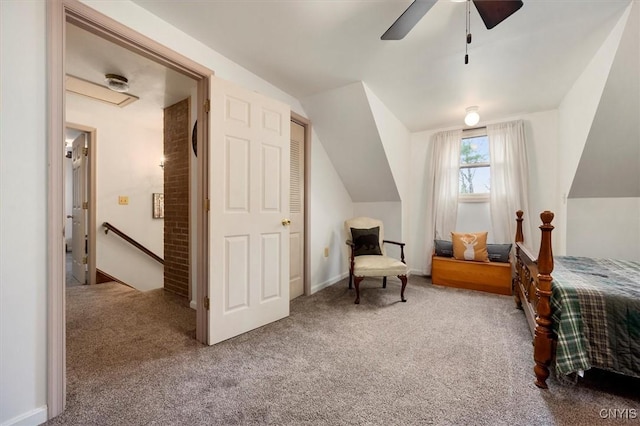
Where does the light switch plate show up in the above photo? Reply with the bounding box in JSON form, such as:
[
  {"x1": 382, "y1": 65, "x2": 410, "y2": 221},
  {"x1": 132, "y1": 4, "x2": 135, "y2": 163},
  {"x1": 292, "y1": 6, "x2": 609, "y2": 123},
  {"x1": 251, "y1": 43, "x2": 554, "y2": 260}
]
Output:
[{"x1": 118, "y1": 196, "x2": 129, "y2": 205}]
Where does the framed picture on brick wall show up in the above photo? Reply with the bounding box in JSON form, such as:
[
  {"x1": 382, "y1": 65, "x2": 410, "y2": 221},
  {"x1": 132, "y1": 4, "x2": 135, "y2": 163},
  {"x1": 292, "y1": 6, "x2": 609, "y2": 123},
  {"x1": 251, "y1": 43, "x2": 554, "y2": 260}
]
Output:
[{"x1": 152, "y1": 193, "x2": 164, "y2": 219}]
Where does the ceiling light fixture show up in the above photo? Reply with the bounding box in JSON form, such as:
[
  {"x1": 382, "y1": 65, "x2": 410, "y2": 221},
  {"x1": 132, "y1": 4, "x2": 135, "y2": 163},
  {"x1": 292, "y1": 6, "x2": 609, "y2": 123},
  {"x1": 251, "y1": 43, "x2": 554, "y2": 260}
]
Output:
[
  {"x1": 104, "y1": 73, "x2": 129, "y2": 93},
  {"x1": 464, "y1": 106, "x2": 480, "y2": 126}
]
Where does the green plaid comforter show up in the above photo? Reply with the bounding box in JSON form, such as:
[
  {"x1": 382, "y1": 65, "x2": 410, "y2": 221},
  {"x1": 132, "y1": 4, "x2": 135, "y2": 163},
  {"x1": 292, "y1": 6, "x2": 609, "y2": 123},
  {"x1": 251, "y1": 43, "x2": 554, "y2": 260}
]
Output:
[{"x1": 551, "y1": 256, "x2": 640, "y2": 378}]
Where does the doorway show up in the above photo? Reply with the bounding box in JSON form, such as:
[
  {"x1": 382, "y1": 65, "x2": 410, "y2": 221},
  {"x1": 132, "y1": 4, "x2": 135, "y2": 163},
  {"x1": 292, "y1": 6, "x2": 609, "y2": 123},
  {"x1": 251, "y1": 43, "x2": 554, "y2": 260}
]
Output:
[
  {"x1": 48, "y1": 0, "x2": 212, "y2": 418},
  {"x1": 290, "y1": 114, "x2": 312, "y2": 299},
  {"x1": 64, "y1": 124, "x2": 97, "y2": 287}
]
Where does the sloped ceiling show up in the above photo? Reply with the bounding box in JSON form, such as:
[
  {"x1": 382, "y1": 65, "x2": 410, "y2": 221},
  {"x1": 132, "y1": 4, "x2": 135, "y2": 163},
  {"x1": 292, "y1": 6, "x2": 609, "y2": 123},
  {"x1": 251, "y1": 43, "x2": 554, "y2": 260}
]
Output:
[
  {"x1": 130, "y1": 0, "x2": 630, "y2": 132},
  {"x1": 302, "y1": 82, "x2": 400, "y2": 202},
  {"x1": 569, "y1": 3, "x2": 639, "y2": 198}
]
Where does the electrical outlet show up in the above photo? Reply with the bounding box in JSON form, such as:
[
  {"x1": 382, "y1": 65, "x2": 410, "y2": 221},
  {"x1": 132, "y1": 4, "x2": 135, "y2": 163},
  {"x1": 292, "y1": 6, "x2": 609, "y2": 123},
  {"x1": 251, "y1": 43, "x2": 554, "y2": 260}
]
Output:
[
  {"x1": 118, "y1": 196, "x2": 129, "y2": 205},
  {"x1": 324, "y1": 247, "x2": 329, "y2": 257}
]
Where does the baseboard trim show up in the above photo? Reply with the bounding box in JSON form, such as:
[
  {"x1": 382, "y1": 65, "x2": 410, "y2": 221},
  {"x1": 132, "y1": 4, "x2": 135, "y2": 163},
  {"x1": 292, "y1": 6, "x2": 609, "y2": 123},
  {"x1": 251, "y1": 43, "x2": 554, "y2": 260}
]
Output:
[
  {"x1": 2, "y1": 406, "x2": 47, "y2": 426},
  {"x1": 190, "y1": 300, "x2": 197, "y2": 310},
  {"x1": 310, "y1": 271, "x2": 348, "y2": 294},
  {"x1": 409, "y1": 268, "x2": 428, "y2": 276}
]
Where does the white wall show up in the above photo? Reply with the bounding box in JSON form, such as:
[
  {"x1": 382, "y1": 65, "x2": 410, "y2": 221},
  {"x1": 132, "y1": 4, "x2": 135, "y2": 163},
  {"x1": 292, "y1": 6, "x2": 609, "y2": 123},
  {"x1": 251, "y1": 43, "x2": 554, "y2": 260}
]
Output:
[
  {"x1": 409, "y1": 110, "x2": 561, "y2": 274},
  {"x1": 309, "y1": 133, "x2": 354, "y2": 293},
  {"x1": 567, "y1": 198, "x2": 640, "y2": 261},
  {"x1": 557, "y1": 4, "x2": 630, "y2": 254},
  {"x1": 456, "y1": 202, "x2": 493, "y2": 241},
  {"x1": 0, "y1": 1, "x2": 48, "y2": 425},
  {"x1": 67, "y1": 94, "x2": 165, "y2": 292},
  {"x1": 364, "y1": 84, "x2": 412, "y2": 255}
]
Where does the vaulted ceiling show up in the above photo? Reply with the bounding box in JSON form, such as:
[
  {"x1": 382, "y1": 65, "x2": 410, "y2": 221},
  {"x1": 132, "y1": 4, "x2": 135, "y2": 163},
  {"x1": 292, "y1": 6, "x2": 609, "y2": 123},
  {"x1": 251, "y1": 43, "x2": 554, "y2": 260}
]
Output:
[{"x1": 131, "y1": 0, "x2": 631, "y2": 131}]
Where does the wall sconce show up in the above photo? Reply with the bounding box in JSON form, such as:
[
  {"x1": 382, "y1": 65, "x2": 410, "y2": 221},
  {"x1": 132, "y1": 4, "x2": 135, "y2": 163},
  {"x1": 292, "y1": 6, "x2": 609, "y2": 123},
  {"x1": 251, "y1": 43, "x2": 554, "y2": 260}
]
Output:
[
  {"x1": 159, "y1": 156, "x2": 165, "y2": 169},
  {"x1": 464, "y1": 106, "x2": 480, "y2": 126}
]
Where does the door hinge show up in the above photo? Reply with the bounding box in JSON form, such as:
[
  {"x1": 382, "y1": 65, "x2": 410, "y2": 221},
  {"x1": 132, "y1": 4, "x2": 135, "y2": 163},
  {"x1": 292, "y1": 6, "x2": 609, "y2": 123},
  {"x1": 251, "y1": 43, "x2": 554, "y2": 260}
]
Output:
[
  {"x1": 204, "y1": 296, "x2": 210, "y2": 310},
  {"x1": 204, "y1": 99, "x2": 211, "y2": 113},
  {"x1": 205, "y1": 198, "x2": 210, "y2": 211},
  {"x1": 82, "y1": 256, "x2": 88, "y2": 265},
  {"x1": 82, "y1": 147, "x2": 88, "y2": 156},
  {"x1": 82, "y1": 201, "x2": 88, "y2": 210}
]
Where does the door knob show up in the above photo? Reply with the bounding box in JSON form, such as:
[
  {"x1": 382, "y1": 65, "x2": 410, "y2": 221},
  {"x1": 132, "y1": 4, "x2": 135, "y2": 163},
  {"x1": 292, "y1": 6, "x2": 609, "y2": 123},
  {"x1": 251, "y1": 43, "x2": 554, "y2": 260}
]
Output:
[
  {"x1": 281, "y1": 218, "x2": 291, "y2": 226},
  {"x1": 67, "y1": 215, "x2": 73, "y2": 219}
]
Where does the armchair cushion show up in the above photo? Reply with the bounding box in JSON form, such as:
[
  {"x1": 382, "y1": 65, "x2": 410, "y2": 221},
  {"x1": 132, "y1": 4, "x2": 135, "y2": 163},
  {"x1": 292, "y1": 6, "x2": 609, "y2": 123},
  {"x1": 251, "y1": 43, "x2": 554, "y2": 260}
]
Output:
[
  {"x1": 351, "y1": 227, "x2": 382, "y2": 256},
  {"x1": 353, "y1": 255, "x2": 408, "y2": 277}
]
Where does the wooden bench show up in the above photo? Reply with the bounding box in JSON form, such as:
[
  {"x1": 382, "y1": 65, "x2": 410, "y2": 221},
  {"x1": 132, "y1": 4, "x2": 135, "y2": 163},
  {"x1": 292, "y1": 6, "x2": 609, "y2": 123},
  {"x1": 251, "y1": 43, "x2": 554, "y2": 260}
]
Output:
[{"x1": 431, "y1": 254, "x2": 512, "y2": 295}]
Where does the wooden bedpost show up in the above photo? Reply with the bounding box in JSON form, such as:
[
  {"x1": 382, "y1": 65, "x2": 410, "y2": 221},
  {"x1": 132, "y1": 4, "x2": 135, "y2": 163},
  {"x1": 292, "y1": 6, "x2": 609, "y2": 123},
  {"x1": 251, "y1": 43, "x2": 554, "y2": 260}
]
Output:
[
  {"x1": 533, "y1": 211, "x2": 554, "y2": 389},
  {"x1": 515, "y1": 210, "x2": 524, "y2": 243},
  {"x1": 513, "y1": 211, "x2": 524, "y2": 309}
]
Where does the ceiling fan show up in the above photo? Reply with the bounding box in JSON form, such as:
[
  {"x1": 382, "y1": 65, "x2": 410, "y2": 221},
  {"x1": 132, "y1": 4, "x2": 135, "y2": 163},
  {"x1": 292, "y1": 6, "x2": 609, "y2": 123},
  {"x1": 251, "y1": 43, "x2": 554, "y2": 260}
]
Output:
[{"x1": 381, "y1": 0, "x2": 524, "y2": 40}]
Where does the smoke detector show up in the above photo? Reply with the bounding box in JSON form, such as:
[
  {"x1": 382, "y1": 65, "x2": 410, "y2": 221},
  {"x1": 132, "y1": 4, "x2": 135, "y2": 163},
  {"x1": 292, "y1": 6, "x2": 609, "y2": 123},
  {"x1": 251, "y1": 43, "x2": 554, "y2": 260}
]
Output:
[{"x1": 104, "y1": 74, "x2": 129, "y2": 93}]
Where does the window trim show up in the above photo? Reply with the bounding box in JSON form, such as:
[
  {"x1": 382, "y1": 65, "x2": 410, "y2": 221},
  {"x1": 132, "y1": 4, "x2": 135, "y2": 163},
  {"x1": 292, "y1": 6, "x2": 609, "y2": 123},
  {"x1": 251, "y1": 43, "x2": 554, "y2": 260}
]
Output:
[{"x1": 459, "y1": 192, "x2": 490, "y2": 203}]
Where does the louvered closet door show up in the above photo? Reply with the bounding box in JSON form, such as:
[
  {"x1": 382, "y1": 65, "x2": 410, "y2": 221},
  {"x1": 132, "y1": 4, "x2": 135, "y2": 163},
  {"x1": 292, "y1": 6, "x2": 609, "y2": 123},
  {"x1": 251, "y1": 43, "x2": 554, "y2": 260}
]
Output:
[
  {"x1": 209, "y1": 76, "x2": 291, "y2": 344},
  {"x1": 289, "y1": 121, "x2": 305, "y2": 300}
]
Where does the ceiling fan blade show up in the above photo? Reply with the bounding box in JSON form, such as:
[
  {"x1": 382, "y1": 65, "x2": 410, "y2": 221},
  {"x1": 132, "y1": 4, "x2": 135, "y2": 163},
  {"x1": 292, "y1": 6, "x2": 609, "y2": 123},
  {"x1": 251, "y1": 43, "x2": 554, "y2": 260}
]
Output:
[
  {"x1": 381, "y1": 0, "x2": 438, "y2": 40},
  {"x1": 472, "y1": 0, "x2": 523, "y2": 30}
]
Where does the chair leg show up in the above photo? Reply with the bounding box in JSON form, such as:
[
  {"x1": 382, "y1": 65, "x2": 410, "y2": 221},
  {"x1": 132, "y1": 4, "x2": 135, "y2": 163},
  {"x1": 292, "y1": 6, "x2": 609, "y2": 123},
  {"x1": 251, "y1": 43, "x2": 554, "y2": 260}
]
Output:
[
  {"x1": 354, "y1": 276, "x2": 364, "y2": 304},
  {"x1": 398, "y1": 275, "x2": 407, "y2": 302},
  {"x1": 349, "y1": 271, "x2": 353, "y2": 289},
  {"x1": 382, "y1": 276, "x2": 387, "y2": 288}
]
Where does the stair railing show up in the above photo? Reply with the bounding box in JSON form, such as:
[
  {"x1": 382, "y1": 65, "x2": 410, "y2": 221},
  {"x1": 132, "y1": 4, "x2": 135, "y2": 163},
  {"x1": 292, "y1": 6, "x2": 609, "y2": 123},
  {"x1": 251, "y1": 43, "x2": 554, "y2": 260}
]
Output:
[{"x1": 102, "y1": 222, "x2": 164, "y2": 265}]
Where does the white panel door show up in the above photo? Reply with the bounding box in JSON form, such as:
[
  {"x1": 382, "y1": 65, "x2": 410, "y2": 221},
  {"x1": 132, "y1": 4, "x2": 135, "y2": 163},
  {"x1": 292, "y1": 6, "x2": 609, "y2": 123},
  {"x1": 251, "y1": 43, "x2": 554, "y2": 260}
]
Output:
[
  {"x1": 209, "y1": 77, "x2": 291, "y2": 344},
  {"x1": 289, "y1": 121, "x2": 305, "y2": 300},
  {"x1": 71, "y1": 133, "x2": 87, "y2": 283}
]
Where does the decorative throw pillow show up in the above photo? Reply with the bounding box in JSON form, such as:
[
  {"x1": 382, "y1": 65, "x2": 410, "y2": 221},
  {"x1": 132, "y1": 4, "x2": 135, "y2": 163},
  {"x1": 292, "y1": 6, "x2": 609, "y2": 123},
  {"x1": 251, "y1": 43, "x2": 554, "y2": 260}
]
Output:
[
  {"x1": 434, "y1": 239, "x2": 453, "y2": 257},
  {"x1": 451, "y1": 231, "x2": 489, "y2": 262},
  {"x1": 351, "y1": 227, "x2": 382, "y2": 256},
  {"x1": 487, "y1": 243, "x2": 512, "y2": 263}
]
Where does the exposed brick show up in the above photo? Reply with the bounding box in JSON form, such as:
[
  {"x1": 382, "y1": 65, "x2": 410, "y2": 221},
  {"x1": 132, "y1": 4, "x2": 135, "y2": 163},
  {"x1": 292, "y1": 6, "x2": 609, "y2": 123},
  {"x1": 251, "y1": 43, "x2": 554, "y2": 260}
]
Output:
[{"x1": 163, "y1": 98, "x2": 190, "y2": 298}]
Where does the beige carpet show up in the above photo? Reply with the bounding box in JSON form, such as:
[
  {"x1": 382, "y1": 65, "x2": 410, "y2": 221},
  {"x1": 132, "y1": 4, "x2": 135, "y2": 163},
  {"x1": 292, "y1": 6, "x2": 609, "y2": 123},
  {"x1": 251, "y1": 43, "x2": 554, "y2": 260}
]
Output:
[{"x1": 48, "y1": 277, "x2": 639, "y2": 425}]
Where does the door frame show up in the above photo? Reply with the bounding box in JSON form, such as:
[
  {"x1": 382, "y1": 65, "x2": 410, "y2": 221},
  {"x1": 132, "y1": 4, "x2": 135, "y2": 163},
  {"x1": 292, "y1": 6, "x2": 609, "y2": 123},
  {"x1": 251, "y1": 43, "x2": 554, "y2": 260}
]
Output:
[
  {"x1": 47, "y1": 0, "x2": 212, "y2": 419},
  {"x1": 291, "y1": 112, "x2": 312, "y2": 296},
  {"x1": 66, "y1": 123, "x2": 97, "y2": 286}
]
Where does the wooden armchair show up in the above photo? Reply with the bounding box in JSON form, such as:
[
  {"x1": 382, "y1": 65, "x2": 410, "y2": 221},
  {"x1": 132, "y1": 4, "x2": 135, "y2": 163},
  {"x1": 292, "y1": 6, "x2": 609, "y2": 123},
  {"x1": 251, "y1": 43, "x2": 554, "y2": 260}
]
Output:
[{"x1": 344, "y1": 217, "x2": 408, "y2": 304}]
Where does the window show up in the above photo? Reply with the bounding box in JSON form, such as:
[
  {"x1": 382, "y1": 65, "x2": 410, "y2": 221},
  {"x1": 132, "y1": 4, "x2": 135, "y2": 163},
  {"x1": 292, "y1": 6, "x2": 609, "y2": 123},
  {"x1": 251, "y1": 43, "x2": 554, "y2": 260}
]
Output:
[{"x1": 459, "y1": 131, "x2": 490, "y2": 200}]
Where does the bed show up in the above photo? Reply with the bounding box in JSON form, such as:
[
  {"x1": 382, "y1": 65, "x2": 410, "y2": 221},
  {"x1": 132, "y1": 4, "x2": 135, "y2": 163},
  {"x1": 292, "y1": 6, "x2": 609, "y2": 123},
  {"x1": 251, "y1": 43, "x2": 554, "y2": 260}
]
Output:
[{"x1": 513, "y1": 210, "x2": 640, "y2": 388}]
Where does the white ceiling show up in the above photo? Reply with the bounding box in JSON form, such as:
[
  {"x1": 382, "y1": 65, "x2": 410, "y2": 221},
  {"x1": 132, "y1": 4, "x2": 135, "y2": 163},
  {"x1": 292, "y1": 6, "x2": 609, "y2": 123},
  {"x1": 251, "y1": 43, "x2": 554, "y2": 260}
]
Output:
[
  {"x1": 130, "y1": 0, "x2": 631, "y2": 131},
  {"x1": 65, "y1": 23, "x2": 196, "y2": 114}
]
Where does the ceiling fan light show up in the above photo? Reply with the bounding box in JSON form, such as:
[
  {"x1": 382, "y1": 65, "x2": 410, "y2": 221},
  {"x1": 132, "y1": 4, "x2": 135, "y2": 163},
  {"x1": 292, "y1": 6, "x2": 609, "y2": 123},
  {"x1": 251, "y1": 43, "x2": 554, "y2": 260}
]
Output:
[
  {"x1": 105, "y1": 73, "x2": 129, "y2": 93},
  {"x1": 464, "y1": 106, "x2": 480, "y2": 126}
]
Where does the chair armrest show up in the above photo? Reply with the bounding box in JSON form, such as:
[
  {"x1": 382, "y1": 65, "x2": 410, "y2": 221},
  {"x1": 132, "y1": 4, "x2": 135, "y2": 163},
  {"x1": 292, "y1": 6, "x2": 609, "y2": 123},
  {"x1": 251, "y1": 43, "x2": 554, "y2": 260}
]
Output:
[
  {"x1": 383, "y1": 240, "x2": 405, "y2": 248},
  {"x1": 346, "y1": 240, "x2": 355, "y2": 273},
  {"x1": 383, "y1": 240, "x2": 406, "y2": 264}
]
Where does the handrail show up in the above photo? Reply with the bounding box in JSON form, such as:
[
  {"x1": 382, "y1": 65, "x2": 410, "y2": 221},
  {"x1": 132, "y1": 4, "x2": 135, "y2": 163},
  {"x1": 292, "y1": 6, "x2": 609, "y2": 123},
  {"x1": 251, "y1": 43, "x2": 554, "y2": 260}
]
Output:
[{"x1": 102, "y1": 222, "x2": 164, "y2": 265}]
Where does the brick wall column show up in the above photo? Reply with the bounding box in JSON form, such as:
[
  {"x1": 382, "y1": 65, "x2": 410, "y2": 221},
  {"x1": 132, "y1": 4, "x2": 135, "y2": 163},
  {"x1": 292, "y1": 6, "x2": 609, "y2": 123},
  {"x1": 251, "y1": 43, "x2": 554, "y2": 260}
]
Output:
[{"x1": 163, "y1": 98, "x2": 190, "y2": 297}]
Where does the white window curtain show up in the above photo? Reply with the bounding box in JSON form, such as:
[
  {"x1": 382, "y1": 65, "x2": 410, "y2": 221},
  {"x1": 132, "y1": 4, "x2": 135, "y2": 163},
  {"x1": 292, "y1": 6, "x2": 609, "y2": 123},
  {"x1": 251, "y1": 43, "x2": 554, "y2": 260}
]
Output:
[
  {"x1": 488, "y1": 120, "x2": 531, "y2": 245},
  {"x1": 424, "y1": 129, "x2": 461, "y2": 274}
]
